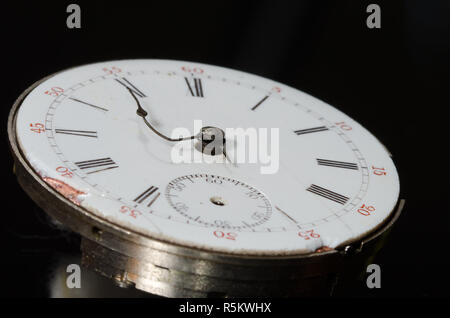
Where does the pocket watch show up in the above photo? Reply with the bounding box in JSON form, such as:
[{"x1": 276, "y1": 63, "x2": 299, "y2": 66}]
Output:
[{"x1": 7, "y1": 59, "x2": 403, "y2": 297}]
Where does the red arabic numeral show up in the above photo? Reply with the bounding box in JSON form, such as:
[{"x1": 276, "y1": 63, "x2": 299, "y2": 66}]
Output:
[
  {"x1": 44, "y1": 87, "x2": 64, "y2": 97},
  {"x1": 56, "y1": 166, "x2": 73, "y2": 178},
  {"x1": 271, "y1": 86, "x2": 281, "y2": 93},
  {"x1": 181, "y1": 66, "x2": 204, "y2": 74},
  {"x1": 213, "y1": 230, "x2": 237, "y2": 241},
  {"x1": 102, "y1": 66, "x2": 122, "y2": 74},
  {"x1": 372, "y1": 166, "x2": 387, "y2": 176},
  {"x1": 298, "y1": 229, "x2": 320, "y2": 240},
  {"x1": 335, "y1": 121, "x2": 352, "y2": 131},
  {"x1": 120, "y1": 206, "x2": 141, "y2": 219},
  {"x1": 357, "y1": 204, "x2": 376, "y2": 216},
  {"x1": 30, "y1": 123, "x2": 45, "y2": 133}
]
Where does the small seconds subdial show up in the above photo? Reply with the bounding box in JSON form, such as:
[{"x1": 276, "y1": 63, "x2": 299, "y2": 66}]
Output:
[{"x1": 165, "y1": 174, "x2": 272, "y2": 230}]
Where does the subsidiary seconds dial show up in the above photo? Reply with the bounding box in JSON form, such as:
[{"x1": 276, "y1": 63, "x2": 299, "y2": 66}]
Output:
[{"x1": 165, "y1": 174, "x2": 272, "y2": 230}]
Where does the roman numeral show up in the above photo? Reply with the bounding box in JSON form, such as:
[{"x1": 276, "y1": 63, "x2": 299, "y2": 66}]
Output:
[
  {"x1": 74, "y1": 157, "x2": 118, "y2": 174},
  {"x1": 55, "y1": 129, "x2": 98, "y2": 138},
  {"x1": 69, "y1": 97, "x2": 109, "y2": 112},
  {"x1": 134, "y1": 186, "x2": 160, "y2": 207},
  {"x1": 306, "y1": 184, "x2": 349, "y2": 205},
  {"x1": 251, "y1": 95, "x2": 269, "y2": 111},
  {"x1": 317, "y1": 159, "x2": 358, "y2": 170},
  {"x1": 184, "y1": 77, "x2": 204, "y2": 97},
  {"x1": 115, "y1": 78, "x2": 146, "y2": 97},
  {"x1": 294, "y1": 126, "x2": 329, "y2": 135},
  {"x1": 275, "y1": 206, "x2": 298, "y2": 224}
]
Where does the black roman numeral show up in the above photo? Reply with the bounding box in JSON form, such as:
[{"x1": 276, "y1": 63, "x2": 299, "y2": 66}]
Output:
[
  {"x1": 55, "y1": 129, "x2": 98, "y2": 138},
  {"x1": 184, "y1": 77, "x2": 204, "y2": 97},
  {"x1": 69, "y1": 97, "x2": 109, "y2": 112},
  {"x1": 74, "y1": 157, "x2": 118, "y2": 174},
  {"x1": 306, "y1": 184, "x2": 349, "y2": 205},
  {"x1": 317, "y1": 159, "x2": 358, "y2": 170},
  {"x1": 134, "y1": 186, "x2": 160, "y2": 207},
  {"x1": 294, "y1": 126, "x2": 329, "y2": 135},
  {"x1": 251, "y1": 95, "x2": 269, "y2": 111},
  {"x1": 115, "y1": 78, "x2": 146, "y2": 97}
]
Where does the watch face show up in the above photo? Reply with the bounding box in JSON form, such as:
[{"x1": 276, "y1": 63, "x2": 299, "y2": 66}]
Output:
[{"x1": 15, "y1": 59, "x2": 399, "y2": 255}]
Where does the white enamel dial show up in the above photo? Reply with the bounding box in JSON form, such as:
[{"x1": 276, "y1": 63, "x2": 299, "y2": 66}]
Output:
[{"x1": 15, "y1": 59, "x2": 399, "y2": 255}]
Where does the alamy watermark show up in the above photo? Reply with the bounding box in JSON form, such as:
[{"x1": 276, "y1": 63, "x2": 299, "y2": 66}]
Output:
[
  {"x1": 366, "y1": 263, "x2": 381, "y2": 289},
  {"x1": 66, "y1": 4, "x2": 81, "y2": 29},
  {"x1": 170, "y1": 120, "x2": 280, "y2": 175},
  {"x1": 66, "y1": 264, "x2": 81, "y2": 289},
  {"x1": 366, "y1": 4, "x2": 381, "y2": 29}
]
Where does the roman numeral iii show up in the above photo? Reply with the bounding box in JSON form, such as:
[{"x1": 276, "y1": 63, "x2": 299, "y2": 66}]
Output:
[
  {"x1": 184, "y1": 77, "x2": 204, "y2": 97},
  {"x1": 134, "y1": 185, "x2": 160, "y2": 207}
]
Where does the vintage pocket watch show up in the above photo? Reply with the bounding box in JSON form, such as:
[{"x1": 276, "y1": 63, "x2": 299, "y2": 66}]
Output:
[{"x1": 8, "y1": 59, "x2": 402, "y2": 297}]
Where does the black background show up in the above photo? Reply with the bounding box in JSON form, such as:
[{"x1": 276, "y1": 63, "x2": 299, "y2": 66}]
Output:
[{"x1": 1, "y1": 0, "x2": 449, "y2": 298}]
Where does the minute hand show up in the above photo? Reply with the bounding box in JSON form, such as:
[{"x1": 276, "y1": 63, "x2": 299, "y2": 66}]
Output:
[{"x1": 126, "y1": 87, "x2": 195, "y2": 142}]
